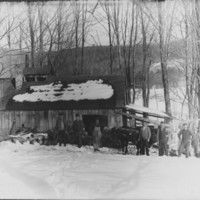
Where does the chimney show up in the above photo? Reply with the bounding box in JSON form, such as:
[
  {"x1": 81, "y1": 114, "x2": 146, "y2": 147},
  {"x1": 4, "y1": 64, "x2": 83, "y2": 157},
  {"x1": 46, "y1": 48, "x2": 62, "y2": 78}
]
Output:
[
  {"x1": 15, "y1": 65, "x2": 23, "y2": 90},
  {"x1": 25, "y1": 54, "x2": 29, "y2": 68},
  {"x1": 15, "y1": 74, "x2": 23, "y2": 90}
]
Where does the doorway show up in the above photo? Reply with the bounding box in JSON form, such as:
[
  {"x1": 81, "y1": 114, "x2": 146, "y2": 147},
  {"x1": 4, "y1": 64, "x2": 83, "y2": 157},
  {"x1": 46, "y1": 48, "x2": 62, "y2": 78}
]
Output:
[{"x1": 82, "y1": 114, "x2": 108, "y2": 136}]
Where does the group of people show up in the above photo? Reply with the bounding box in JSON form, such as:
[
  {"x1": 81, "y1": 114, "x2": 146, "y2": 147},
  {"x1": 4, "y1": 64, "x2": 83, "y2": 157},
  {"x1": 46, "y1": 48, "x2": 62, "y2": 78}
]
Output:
[
  {"x1": 55, "y1": 113, "x2": 103, "y2": 152},
  {"x1": 12, "y1": 111, "x2": 200, "y2": 157},
  {"x1": 137, "y1": 120, "x2": 200, "y2": 158}
]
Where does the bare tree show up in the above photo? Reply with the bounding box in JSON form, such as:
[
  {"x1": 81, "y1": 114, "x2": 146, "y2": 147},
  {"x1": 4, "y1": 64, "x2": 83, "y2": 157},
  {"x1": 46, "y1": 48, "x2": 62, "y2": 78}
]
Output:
[
  {"x1": 0, "y1": 16, "x2": 25, "y2": 78},
  {"x1": 139, "y1": 3, "x2": 155, "y2": 108},
  {"x1": 80, "y1": 1, "x2": 98, "y2": 74},
  {"x1": 98, "y1": 1, "x2": 115, "y2": 74},
  {"x1": 129, "y1": 1, "x2": 139, "y2": 104},
  {"x1": 156, "y1": 1, "x2": 175, "y2": 117},
  {"x1": 70, "y1": 1, "x2": 81, "y2": 75},
  {"x1": 180, "y1": 0, "x2": 197, "y2": 119},
  {"x1": 112, "y1": 1, "x2": 123, "y2": 71},
  {"x1": 175, "y1": 0, "x2": 200, "y2": 121},
  {"x1": 99, "y1": 1, "x2": 140, "y2": 104},
  {"x1": 120, "y1": 1, "x2": 140, "y2": 104},
  {"x1": 27, "y1": 2, "x2": 36, "y2": 68},
  {"x1": 19, "y1": 22, "x2": 23, "y2": 50},
  {"x1": 38, "y1": 2, "x2": 45, "y2": 67},
  {"x1": 193, "y1": 0, "x2": 200, "y2": 123}
]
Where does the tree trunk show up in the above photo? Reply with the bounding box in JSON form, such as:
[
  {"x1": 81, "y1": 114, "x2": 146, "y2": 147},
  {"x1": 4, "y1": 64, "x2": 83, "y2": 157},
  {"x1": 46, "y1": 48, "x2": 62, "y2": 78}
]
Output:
[
  {"x1": 38, "y1": 3, "x2": 44, "y2": 67},
  {"x1": 74, "y1": 4, "x2": 80, "y2": 75},
  {"x1": 19, "y1": 22, "x2": 22, "y2": 50},
  {"x1": 28, "y1": 2, "x2": 35, "y2": 68},
  {"x1": 81, "y1": 2, "x2": 86, "y2": 75},
  {"x1": 161, "y1": 61, "x2": 171, "y2": 115},
  {"x1": 158, "y1": 2, "x2": 172, "y2": 116},
  {"x1": 107, "y1": 10, "x2": 113, "y2": 74},
  {"x1": 7, "y1": 20, "x2": 11, "y2": 49},
  {"x1": 141, "y1": 10, "x2": 148, "y2": 107}
]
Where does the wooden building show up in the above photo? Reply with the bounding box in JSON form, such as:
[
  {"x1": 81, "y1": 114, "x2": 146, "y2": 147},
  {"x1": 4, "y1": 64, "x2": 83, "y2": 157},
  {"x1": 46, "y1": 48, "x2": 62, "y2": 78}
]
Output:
[{"x1": 0, "y1": 73, "x2": 125, "y2": 135}]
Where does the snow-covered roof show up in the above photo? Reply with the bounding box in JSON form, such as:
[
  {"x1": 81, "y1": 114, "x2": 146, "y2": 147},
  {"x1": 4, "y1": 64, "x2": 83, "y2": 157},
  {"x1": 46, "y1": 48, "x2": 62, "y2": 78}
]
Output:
[
  {"x1": 13, "y1": 80, "x2": 114, "y2": 102},
  {"x1": 6, "y1": 75, "x2": 125, "y2": 110},
  {"x1": 126, "y1": 104, "x2": 170, "y2": 118}
]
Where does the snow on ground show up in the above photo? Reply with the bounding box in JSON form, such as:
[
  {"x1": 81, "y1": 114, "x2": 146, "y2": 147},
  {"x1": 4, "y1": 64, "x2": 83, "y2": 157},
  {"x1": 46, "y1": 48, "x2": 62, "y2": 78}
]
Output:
[
  {"x1": 13, "y1": 80, "x2": 114, "y2": 102},
  {"x1": 150, "y1": 58, "x2": 184, "y2": 73},
  {"x1": 0, "y1": 142, "x2": 200, "y2": 199}
]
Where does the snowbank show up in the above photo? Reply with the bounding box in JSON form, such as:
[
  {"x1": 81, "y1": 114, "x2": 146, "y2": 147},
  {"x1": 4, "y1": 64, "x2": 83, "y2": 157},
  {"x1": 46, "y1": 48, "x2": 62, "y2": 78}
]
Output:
[
  {"x1": 0, "y1": 141, "x2": 200, "y2": 199},
  {"x1": 150, "y1": 58, "x2": 184, "y2": 73},
  {"x1": 13, "y1": 80, "x2": 114, "y2": 102}
]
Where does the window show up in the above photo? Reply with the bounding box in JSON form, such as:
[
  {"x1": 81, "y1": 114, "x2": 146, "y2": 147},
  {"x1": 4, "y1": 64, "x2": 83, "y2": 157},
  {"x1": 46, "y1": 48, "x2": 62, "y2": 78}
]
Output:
[
  {"x1": 25, "y1": 75, "x2": 47, "y2": 82},
  {"x1": 36, "y1": 75, "x2": 47, "y2": 82},
  {"x1": 25, "y1": 75, "x2": 35, "y2": 82}
]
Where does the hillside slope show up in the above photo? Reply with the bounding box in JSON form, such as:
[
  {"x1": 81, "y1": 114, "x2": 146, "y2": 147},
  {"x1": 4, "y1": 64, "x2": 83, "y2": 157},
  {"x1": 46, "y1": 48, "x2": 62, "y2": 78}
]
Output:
[
  {"x1": 0, "y1": 39, "x2": 185, "y2": 89},
  {"x1": 48, "y1": 41, "x2": 184, "y2": 88}
]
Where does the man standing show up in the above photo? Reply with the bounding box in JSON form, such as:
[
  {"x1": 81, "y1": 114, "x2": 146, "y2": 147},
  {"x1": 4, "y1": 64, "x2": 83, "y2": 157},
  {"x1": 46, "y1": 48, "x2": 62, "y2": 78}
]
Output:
[
  {"x1": 192, "y1": 127, "x2": 200, "y2": 157},
  {"x1": 72, "y1": 113, "x2": 85, "y2": 148},
  {"x1": 178, "y1": 123, "x2": 193, "y2": 158},
  {"x1": 55, "y1": 113, "x2": 68, "y2": 146},
  {"x1": 92, "y1": 118, "x2": 103, "y2": 152},
  {"x1": 157, "y1": 121, "x2": 169, "y2": 156},
  {"x1": 140, "y1": 122, "x2": 151, "y2": 156}
]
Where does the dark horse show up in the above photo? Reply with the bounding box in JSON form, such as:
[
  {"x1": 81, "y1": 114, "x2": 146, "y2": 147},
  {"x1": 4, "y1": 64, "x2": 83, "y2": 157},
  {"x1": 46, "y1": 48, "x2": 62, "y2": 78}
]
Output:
[
  {"x1": 114, "y1": 127, "x2": 139, "y2": 154},
  {"x1": 114, "y1": 126, "x2": 158, "y2": 155}
]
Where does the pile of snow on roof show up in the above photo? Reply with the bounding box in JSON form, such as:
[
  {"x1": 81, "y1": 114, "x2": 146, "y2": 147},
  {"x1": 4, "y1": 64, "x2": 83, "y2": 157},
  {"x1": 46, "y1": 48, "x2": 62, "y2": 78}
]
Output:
[
  {"x1": 13, "y1": 80, "x2": 114, "y2": 102},
  {"x1": 126, "y1": 104, "x2": 169, "y2": 118}
]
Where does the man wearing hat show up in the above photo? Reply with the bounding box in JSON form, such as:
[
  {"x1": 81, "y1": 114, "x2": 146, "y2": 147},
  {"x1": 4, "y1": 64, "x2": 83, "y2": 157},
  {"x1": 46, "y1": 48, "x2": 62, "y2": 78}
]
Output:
[
  {"x1": 178, "y1": 123, "x2": 193, "y2": 158},
  {"x1": 140, "y1": 121, "x2": 151, "y2": 156},
  {"x1": 191, "y1": 127, "x2": 200, "y2": 157},
  {"x1": 55, "y1": 113, "x2": 68, "y2": 146},
  {"x1": 157, "y1": 121, "x2": 169, "y2": 156},
  {"x1": 72, "y1": 113, "x2": 85, "y2": 148}
]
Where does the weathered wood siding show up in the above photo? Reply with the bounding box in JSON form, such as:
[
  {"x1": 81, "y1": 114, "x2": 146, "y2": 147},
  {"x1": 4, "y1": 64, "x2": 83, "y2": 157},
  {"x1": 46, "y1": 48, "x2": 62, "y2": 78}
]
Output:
[{"x1": 0, "y1": 109, "x2": 122, "y2": 135}]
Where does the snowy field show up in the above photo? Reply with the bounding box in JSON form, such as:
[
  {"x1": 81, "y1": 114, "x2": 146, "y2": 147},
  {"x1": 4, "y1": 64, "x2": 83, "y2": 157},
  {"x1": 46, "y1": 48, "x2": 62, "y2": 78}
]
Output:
[{"x1": 0, "y1": 142, "x2": 200, "y2": 199}]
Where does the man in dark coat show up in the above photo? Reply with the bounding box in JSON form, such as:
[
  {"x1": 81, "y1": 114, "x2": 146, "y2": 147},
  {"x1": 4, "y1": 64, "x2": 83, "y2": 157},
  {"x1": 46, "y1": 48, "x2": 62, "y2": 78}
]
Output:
[
  {"x1": 55, "y1": 113, "x2": 68, "y2": 146},
  {"x1": 178, "y1": 123, "x2": 193, "y2": 158},
  {"x1": 157, "y1": 121, "x2": 169, "y2": 156},
  {"x1": 192, "y1": 127, "x2": 200, "y2": 157},
  {"x1": 72, "y1": 113, "x2": 85, "y2": 148},
  {"x1": 140, "y1": 122, "x2": 151, "y2": 156}
]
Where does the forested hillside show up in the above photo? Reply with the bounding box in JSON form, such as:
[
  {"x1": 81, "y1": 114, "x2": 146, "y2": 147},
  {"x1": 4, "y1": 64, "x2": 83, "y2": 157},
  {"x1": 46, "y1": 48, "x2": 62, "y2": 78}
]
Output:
[{"x1": 47, "y1": 42, "x2": 184, "y2": 89}]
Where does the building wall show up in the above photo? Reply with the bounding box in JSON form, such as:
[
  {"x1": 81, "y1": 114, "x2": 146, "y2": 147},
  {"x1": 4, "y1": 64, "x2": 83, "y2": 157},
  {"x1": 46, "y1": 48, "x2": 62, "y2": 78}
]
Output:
[
  {"x1": 0, "y1": 109, "x2": 123, "y2": 135},
  {"x1": 0, "y1": 79, "x2": 16, "y2": 111},
  {"x1": 0, "y1": 79, "x2": 13, "y2": 99}
]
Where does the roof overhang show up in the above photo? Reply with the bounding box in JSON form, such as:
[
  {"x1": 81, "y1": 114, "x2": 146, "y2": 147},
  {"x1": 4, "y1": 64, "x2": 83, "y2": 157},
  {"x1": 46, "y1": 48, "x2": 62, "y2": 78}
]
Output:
[
  {"x1": 125, "y1": 104, "x2": 171, "y2": 119},
  {"x1": 23, "y1": 66, "x2": 51, "y2": 76}
]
